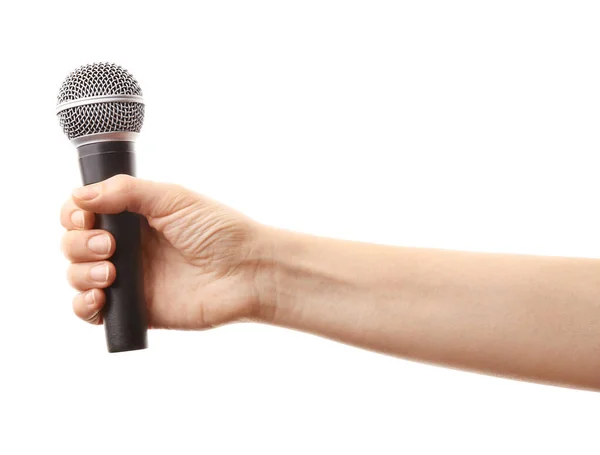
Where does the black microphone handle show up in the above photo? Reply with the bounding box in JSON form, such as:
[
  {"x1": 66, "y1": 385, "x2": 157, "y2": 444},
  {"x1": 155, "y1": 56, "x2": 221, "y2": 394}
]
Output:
[{"x1": 77, "y1": 140, "x2": 148, "y2": 353}]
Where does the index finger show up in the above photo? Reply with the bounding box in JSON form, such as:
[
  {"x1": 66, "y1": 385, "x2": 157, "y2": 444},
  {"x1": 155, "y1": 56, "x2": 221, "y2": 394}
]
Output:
[{"x1": 60, "y1": 198, "x2": 95, "y2": 231}]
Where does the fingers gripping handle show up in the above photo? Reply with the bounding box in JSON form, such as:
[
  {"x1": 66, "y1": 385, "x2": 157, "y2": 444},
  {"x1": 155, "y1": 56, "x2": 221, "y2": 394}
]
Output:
[
  {"x1": 77, "y1": 141, "x2": 148, "y2": 353},
  {"x1": 94, "y1": 211, "x2": 147, "y2": 352}
]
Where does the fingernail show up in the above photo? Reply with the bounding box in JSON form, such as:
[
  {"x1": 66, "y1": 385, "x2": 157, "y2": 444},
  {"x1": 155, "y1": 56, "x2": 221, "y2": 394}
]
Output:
[
  {"x1": 71, "y1": 210, "x2": 84, "y2": 228},
  {"x1": 73, "y1": 185, "x2": 98, "y2": 200},
  {"x1": 85, "y1": 290, "x2": 97, "y2": 306},
  {"x1": 87, "y1": 234, "x2": 111, "y2": 255},
  {"x1": 90, "y1": 264, "x2": 109, "y2": 283}
]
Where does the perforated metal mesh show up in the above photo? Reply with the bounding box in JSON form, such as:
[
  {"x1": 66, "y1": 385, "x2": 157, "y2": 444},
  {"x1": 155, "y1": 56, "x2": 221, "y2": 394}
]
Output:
[{"x1": 57, "y1": 62, "x2": 144, "y2": 139}]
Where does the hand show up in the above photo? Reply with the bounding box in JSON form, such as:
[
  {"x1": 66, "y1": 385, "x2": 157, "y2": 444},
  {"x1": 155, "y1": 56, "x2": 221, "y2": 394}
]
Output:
[{"x1": 60, "y1": 175, "x2": 271, "y2": 330}]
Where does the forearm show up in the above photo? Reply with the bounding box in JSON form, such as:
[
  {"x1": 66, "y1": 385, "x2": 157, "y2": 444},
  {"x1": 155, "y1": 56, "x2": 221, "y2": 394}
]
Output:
[{"x1": 258, "y1": 228, "x2": 600, "y2": 391}]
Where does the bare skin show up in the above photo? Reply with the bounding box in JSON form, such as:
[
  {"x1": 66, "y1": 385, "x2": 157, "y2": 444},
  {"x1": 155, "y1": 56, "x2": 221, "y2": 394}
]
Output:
[{"x1": 61, "y1": 175, "x2": 600, "y2": 391}]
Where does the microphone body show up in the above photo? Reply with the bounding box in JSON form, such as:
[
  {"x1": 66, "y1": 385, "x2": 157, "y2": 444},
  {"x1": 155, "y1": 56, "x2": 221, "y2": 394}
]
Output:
[
  {"x1": 57, "y1": 62, "x2": 149, "y2": 353},
  {"x1": 77, "y1": 141, "x2": 147, "y2": 353}
]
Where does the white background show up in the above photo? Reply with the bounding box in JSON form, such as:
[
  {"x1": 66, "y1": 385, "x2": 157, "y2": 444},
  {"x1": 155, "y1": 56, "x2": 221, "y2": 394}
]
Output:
[{"x1": 0, "y1": 1, "x2": 598, "y2": 453}]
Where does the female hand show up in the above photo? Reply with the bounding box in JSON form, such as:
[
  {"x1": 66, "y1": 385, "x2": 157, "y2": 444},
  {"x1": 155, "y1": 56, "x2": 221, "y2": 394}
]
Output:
[{"x1": 60, "y1": 174, "x2": 271, "y2": 329}]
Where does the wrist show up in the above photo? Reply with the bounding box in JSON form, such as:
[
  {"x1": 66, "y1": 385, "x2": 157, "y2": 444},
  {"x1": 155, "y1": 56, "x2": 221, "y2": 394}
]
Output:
[{"x1": 252, "y1": 226, "x2": 298, "y2": 325}]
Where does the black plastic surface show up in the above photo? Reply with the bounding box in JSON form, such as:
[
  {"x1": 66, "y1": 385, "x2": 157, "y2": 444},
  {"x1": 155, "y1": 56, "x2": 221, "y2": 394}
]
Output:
[{"x1": 77, "y1": 141, "x2": 148, "y2": 353}]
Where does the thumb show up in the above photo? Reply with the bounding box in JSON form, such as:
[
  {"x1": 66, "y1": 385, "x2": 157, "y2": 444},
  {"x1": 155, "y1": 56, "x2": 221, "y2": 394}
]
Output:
[{"x1": 72, "y1": 174, "x2": 197, "y2": 218}]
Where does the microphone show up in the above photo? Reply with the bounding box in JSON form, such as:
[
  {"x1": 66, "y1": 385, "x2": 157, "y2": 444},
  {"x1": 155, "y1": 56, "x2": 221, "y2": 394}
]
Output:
[{"x1": 56, "y1": 62, "x2": 148, "y2": 353}]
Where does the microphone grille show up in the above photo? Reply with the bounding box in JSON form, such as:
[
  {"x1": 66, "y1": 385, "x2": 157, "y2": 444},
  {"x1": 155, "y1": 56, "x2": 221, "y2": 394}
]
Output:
[{"x1": 57, "y1": 62, "x2": 145, "y2": 140}]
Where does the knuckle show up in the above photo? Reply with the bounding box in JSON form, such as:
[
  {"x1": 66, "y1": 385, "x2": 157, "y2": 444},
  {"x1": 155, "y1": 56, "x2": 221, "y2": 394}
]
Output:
[
  {"x1": 72, "y1": 294, "x2": 86, "y2": 318},
  {"x1": 60, "y1": 201, "x2": 74, "y2": 228},
  {"x1": 110, "y1": 174, "x2": 135, "y2": 193},
  {"x1": 60, "y1": 234, "x2": 71, "y2": 259},
  {"x1": 166, "y1": 185, "x2": 197, "y2": 211},
  {"x1": 72, "y1": 294, "x2": 101, "y2": 323},
  {"x1": 66, "y1": 265, "x2": 78, "y2": 288},
  {"x1": 61, "y1": 231, "x2": 88, "y2": 261}
]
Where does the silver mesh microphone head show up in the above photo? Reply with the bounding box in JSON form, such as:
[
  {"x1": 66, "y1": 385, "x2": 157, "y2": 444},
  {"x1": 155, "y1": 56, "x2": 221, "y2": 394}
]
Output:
[{"x1": 56, "y1": 62, "x2": 145, "y2": 142}]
